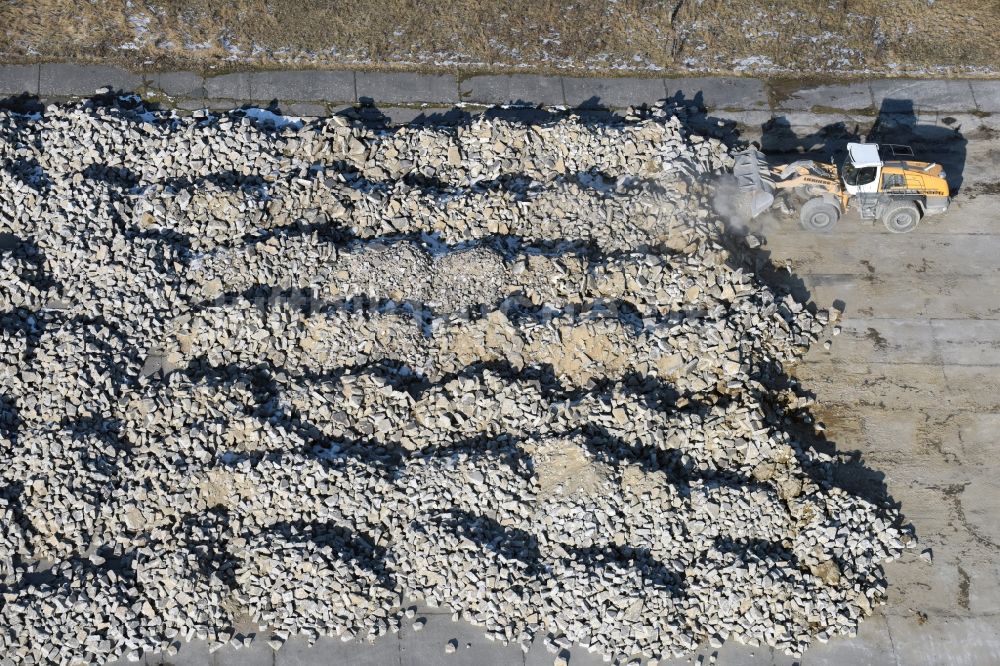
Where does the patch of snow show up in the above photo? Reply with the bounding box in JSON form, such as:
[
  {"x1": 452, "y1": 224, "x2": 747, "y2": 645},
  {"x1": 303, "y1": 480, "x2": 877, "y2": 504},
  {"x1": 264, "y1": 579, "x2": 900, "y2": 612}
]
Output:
[
  {"x1": 184, "y1": 40, "x2": 215, "y2": 51},
  {"x1": 734, "y1": 55, "x2": 775, "y2": 72},
  {"x1": 129, "y1": 14, "x2": 151, "y2": 39},
  {"x1": 220, "y1": 34, "x2": 242, "y2": 57},
  {"x1": 117, "y1": 9, "x2": 152, "y2": 51},
  {"x1": 241, "y1": 108, "x2": 304, "y2": 130},
  {"x1": 540, "y1": 30, "x2": 561, "y2": 46}
]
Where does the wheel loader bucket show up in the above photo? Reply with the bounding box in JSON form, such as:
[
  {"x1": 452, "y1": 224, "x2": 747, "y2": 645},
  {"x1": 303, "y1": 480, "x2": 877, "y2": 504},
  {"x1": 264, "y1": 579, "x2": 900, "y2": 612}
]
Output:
[{"x1": 732, "y1": 148, "x2": 776, "y2": 218}]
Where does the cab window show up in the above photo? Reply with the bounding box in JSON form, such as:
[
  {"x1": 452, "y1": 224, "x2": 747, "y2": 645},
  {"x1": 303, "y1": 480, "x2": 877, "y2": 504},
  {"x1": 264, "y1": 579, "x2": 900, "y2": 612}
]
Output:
[
  {"x1": 843, "y1": 164, "x2": 877, "y2": 186},
  {"x1": 843, "y1": 163, "x2": 878, "y2": 186},
  {"x1": 852, "y1": 167, "x2": 877, "y2": 186},
  {"x1": 842, "y1": 163, "x2": 858, "y2": 185}
]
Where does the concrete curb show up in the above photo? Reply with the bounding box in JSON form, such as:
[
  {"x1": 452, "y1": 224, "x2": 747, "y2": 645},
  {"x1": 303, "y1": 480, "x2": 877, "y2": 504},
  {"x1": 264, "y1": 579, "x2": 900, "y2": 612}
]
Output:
[{"x1": 1, "y1": 63, "x2": 999, "y2": 117}]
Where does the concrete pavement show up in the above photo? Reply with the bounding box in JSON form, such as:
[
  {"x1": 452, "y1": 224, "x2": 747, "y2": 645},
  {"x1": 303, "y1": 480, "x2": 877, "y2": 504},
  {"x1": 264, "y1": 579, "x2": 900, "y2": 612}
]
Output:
[{"x1": 3, "y1": 63, "x2": 1000, "y2": 118}]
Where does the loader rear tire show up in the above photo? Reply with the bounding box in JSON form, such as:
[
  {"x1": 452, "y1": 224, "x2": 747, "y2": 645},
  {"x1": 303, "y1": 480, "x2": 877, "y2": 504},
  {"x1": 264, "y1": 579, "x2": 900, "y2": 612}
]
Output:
[
  {"x1": 800, "y1": 198, "x2": 840, "y2": 232},
  {"x1": 882, "y1": 201, "x2": 921, "y2": 233}
]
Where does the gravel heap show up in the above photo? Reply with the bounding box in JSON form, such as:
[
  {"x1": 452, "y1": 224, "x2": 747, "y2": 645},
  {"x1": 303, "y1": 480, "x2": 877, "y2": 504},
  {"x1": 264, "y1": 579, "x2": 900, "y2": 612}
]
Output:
[{"x1": 0, "y1": 97, "x2": 913, "y2": 665}]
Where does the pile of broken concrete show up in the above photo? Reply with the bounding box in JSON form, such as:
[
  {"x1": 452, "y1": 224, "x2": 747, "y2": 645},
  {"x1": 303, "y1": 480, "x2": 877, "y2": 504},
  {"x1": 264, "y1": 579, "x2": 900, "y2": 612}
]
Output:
[{"x1": 0, "y1": 97, "x2": 913, "y2": 665}]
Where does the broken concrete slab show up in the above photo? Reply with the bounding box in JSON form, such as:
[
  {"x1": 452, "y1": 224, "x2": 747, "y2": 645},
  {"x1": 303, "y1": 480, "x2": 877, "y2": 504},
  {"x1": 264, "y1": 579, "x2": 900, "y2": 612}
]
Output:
[
  {"x1": 664, "y1": 76, "x2": 768, "y2": 110},
  {"x1": 204, "y1": 98, "x2": 249, "y2": 111},
  {"x1": 774, "y1": 82, "x2": 874, "y2": 111},
  {"x1": 146, "y1": 71, "x2": 205, "y2": 99},
  {"x1": 356, "y1": 72, "x2": 458, "y2": 104},
  {"x1": 39, "y1": 63, "x2": 141, "y2": 96},
  {"x1": 380, "y1": 105, "x2": 471, "y2": 126},
  {"x1": 249, "y1": 70, "x2": 355, "y2": 104},
  {"x1": 870, "y1": 79, "x2": 977, "y2": 113},
  {"x1": 460, "y1": 74, "x2": 564, "y2": 106},
  {"x1": 969, "y1": 80, "x2": 1000, "y2": 113},
  {"x1": 562, "y1": 76, "x2": 665, "y2": 109},
  {"x1": 284, "y1": 102, "x2": 329, "y2": 117},
  {"x1": 710, "y1": 109, "x2": 775, "y2": 130},
  {"x1": 884, "y1": 615, "x2": 1000, "y2": 666},
  {"x1": 204, "y1": 72, "x2": 251, "y2": 101},
  {"x1": 175, "y1": 98, "x2": 211, "y2": 112},
  {"x1": 0, "y1": 64, "x2": 40, "y2": 96}
]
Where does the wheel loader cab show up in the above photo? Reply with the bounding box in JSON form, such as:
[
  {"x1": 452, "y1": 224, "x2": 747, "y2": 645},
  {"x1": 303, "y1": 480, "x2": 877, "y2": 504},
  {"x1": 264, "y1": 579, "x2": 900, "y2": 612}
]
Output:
[{"x1": 841, "y1": 143, "x2": 883, "y2": 196}]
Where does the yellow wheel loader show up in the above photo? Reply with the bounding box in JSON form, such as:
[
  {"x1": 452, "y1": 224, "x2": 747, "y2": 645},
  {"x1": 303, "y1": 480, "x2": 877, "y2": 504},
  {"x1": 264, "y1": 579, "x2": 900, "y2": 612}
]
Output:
[{"x1": 732, "y1": 142, "x2": 950, "y2": 233}]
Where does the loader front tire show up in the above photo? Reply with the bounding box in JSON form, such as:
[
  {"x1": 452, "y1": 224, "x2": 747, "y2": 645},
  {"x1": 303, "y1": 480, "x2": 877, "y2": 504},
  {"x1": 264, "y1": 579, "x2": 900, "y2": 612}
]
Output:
[
  {"x1": 800, "y1": 198, "x2": 840, "y2": 232},
  {"x1": 882, "y1": 201, "x2": 921, "y2": 233}
]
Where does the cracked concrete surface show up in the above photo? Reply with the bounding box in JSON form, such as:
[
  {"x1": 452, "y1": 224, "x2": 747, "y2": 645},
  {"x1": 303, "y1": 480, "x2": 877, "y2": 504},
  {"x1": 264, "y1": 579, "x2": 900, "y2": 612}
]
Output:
[{"x1": 754, "y1": 116, "x2": 1000, "y2": 666}]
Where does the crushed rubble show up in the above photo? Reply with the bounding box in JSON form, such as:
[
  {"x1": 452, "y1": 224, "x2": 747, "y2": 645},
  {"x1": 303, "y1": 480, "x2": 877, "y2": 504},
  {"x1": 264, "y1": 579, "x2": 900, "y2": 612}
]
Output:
[{"x1": 0, "y1": 97, "x2": 913, "y2": 665}]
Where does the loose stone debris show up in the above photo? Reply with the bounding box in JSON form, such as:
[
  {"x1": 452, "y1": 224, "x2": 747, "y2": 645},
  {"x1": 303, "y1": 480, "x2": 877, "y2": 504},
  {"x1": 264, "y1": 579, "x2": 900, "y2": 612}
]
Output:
[{"x1": 0, "y1": 95, "x2": 914, "y2": 665}]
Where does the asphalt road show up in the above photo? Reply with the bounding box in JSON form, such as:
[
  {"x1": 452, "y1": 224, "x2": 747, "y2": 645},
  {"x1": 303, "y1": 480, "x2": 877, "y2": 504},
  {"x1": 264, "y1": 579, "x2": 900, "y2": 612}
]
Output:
[{"x1": 9, "y1": 76, "x2": 984, "y2": 666}]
